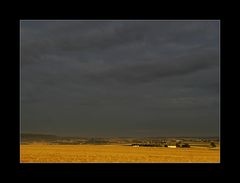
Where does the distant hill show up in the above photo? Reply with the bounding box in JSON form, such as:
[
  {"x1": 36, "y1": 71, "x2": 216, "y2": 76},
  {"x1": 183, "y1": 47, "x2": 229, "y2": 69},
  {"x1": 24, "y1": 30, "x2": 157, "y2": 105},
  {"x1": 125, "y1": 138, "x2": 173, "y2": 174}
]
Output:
[
  {"x1": 21, "y1": 133, "x2": 59, "y2": 143},
  {"x1": 20, "y1": 133, "x2": 219, "y2": 145}
]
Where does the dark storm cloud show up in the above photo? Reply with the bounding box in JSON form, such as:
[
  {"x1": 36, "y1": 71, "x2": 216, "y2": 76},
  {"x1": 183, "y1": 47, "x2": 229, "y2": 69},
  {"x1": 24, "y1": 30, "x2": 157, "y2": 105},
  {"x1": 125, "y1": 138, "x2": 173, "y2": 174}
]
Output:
[
  {"x1": 20, "y1": 20, "x2": 220, "y2": 137},
  {"x1": 86, "y1": 50, "x2": 218, "y2": 84},
  {"x1": 21, "y1": 21, "x2": 218, "y2": 64}
]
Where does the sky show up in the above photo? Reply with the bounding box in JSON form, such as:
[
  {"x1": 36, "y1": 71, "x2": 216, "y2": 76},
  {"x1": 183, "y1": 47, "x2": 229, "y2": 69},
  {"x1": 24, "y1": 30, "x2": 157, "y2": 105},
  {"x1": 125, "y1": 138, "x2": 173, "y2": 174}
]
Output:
[{"x1": 20, "y1": 20, "x2": 220, "y2": 137}]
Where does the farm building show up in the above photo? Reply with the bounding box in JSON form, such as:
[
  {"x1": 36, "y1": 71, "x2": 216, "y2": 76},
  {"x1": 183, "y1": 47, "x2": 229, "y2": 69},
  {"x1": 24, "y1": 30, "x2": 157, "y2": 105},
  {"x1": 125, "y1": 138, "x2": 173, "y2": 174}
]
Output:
[{"x1": 168, "y1": 146, "x2": 176, "y2": 148}]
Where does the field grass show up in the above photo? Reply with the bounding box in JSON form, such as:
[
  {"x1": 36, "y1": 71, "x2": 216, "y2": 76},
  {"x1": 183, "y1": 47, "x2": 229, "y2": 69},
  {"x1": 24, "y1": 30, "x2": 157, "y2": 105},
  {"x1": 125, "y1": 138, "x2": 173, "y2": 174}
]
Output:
[{"x1": 20, "y1": 144, "x2": 220, "y2": 163}]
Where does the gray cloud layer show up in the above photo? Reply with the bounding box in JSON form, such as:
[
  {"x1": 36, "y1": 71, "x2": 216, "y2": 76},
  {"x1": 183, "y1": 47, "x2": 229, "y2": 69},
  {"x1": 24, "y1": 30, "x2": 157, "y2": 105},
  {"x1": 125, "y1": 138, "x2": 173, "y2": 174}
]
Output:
[{"x1": 20, "y1": 20, "x2": 220, "y2": 137}]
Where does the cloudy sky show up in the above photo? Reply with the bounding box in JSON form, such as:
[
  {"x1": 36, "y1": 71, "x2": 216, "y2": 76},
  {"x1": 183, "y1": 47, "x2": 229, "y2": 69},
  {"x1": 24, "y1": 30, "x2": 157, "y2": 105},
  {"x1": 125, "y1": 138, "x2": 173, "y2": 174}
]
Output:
[{"x1": 20, "y1": 20, "x2": 220, "y2": 137}]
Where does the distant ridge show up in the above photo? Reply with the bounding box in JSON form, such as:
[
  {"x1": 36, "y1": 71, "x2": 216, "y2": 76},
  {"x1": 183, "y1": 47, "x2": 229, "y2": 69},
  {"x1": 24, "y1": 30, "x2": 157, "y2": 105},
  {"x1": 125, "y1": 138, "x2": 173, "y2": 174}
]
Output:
[
  {"x1": 21, "y1": 133, "x2": 59, "y2": 142},
  {"x1": 20, "y1": 133, "x2": 219, "y2": 145}
]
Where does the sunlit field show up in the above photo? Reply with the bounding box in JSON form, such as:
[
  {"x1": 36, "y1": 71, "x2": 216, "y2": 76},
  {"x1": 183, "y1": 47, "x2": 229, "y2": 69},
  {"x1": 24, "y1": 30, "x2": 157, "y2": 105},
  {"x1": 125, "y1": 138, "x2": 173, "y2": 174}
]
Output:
[{"x1": 20, "y1": 144, "x2": 220, "y2": 163}]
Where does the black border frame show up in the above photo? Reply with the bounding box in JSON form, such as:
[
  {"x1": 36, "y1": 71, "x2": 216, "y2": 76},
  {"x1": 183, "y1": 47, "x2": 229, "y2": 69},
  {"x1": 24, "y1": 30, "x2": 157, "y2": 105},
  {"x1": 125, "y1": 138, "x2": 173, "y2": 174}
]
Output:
[{"x1": 8, "y1": 12, "x2": 229, "y2": 178}]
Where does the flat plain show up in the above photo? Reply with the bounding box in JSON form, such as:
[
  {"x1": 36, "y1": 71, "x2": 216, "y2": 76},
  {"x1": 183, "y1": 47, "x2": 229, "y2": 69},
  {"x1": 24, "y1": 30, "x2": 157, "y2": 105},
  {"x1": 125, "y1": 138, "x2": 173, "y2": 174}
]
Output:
[{"x1": 20, "y1": 144, "x2": 220, "y2": 163}]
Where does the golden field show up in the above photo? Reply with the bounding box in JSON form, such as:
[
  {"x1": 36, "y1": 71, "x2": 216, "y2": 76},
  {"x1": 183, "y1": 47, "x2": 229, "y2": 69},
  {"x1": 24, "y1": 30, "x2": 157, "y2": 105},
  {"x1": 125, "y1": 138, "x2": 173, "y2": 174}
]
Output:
[{"x1": 20, "y1": 144, "x2": 220, "y2": 163}]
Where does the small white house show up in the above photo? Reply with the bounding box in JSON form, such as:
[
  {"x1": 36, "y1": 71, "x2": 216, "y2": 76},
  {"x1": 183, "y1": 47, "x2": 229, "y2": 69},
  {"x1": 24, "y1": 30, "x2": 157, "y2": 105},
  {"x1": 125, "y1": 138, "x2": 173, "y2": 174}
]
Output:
[
  {"x1": 133, "y1": 145, "x2": 140, "y2": 147},
  {"x1": 168, "y1": 146, "x2": 176, "y2": 148}
]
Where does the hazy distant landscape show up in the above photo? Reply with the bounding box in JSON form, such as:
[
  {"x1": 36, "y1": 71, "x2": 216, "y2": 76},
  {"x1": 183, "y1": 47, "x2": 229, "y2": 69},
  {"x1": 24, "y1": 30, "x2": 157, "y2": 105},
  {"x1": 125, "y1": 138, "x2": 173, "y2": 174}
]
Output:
[{"x1": 21, "y1": 133, "x2": 219, "y2": 146}]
